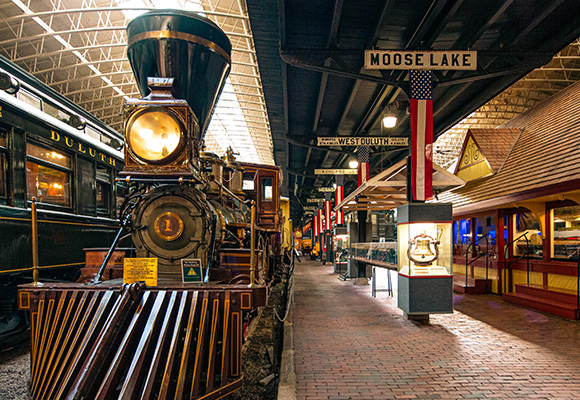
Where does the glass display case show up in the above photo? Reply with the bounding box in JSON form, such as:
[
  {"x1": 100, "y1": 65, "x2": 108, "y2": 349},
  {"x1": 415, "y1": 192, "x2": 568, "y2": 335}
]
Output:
[
  {"x1": 350, "y1": 242, "x2": 397, "y2": 265},
  {"x1": 398, "y1": 222, "x2": 452, "y2": 276},
  {"x1": 397, "y1": 203, "x2": 454, "y2": 318}
]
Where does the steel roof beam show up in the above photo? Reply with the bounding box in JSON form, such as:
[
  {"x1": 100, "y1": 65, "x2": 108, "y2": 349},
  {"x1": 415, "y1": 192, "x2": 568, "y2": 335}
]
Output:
[
  {"x1": 2, "y1": 7, "x2": 249, "y2": 22},
  {"x1": 311, "y1": 0, "x2": 344, "y2": 135}
]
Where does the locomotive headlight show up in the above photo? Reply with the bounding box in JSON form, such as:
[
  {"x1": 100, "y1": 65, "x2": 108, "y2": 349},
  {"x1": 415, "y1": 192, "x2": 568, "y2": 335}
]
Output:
[{"x1": 127, "y1": 108, "x2": 184, "y2": 163}]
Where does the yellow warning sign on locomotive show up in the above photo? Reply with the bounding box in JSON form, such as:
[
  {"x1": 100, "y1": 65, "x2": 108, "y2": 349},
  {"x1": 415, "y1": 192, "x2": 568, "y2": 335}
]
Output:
[
  {"x1": 181, "y1": 259, "x2": 203, "y2": 283},
  {"x1": 124, "y1": 258, "x2": 158, "y2": 286}
]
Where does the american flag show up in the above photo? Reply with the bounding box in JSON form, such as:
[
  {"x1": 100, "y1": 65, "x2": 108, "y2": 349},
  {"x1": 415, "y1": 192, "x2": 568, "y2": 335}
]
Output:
[
  {"x1": 335, "y1": 180, "x2": 344, "y2": 225},
  {"x1": 357, "y1": 145, "x2": 370, "y2": 187},
  {"x1": 410, "y1": 70, "x2": 433, "y2": 201}
]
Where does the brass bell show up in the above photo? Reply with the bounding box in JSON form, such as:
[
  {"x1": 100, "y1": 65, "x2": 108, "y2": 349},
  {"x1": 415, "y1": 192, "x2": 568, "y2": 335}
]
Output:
[{"x1": 411, "y1": 238, "x2": 435, "y2": 259}]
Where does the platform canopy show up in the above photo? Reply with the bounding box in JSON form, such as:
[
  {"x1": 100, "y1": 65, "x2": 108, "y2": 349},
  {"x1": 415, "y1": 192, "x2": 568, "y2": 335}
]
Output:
[{"x1": 334, "y1": 159, "x2": 465, "y2": 212}]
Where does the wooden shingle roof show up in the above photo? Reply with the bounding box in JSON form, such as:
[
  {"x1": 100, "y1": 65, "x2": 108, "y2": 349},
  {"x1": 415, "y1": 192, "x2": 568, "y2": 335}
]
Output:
[
  {"x1": 464, "y1": 129, "x2": 522, "y2": 174},
  {"x1": 438, "y1": 80, "x2": 580, "y2": 214}
]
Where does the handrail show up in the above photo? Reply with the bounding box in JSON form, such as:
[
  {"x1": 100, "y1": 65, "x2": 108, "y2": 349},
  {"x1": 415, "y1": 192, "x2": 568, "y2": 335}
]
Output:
[
  {"x1": 464, "y1": 232, "x2": 492, "y2": 288},
  {"x1": 503, "y1": 232, "x2": 530, "y2": 294}
]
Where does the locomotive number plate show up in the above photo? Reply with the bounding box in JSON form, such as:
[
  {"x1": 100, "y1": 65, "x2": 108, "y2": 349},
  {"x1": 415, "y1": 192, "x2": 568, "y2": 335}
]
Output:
[{"x1": 154, "y1": 212, "x2": 184, "y2": 241}]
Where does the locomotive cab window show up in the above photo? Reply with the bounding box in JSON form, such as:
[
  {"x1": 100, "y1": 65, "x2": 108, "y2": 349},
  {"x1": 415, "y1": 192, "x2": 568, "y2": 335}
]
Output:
[
  {"x1": 26, "y1": 142, "x2": 71, "y2": 207},
  {"x1": 261, "y1": 177, "x2": 273, "y2": 202},
  {"x1": 242, "y1": 172, "x2": 255, "y2": 191},
  {"x1": 0, "y1": 130, "x2": 7, "y2": 201}
]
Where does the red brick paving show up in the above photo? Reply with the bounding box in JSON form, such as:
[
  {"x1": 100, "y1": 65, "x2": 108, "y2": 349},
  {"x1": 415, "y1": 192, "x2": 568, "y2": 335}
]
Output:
[{"x1": 292, "y1": 260, "x2": 580, "y2": 400}]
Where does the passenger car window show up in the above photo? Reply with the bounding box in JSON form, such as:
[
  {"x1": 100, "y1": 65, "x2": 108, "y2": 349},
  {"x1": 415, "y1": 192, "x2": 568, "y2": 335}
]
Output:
[{"x1": 26, "y1": 142, "x2": 71, "y2": 207}]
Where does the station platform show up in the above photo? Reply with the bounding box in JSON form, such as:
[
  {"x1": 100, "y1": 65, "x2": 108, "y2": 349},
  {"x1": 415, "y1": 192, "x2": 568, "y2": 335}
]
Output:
[{"x1": 282, "y1": 259, "x2": 580, "y2": 400}]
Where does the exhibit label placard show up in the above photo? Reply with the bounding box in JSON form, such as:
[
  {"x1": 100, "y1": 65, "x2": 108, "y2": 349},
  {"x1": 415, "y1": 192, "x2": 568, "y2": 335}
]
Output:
[
  {"x1": 124, "y1": 258, "x2": 158, "y2": 286},
  {"x1": 181, "y1": 259, "x2": 203, "y2": 283}
]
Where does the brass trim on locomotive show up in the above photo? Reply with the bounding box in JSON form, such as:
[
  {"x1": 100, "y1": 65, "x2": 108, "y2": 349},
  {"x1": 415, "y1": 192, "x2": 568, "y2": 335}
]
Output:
[
  {"x1": 128, "y1": 30, "x2": 232, "y2": 64},
  {"x1": 154, "y1": 211, "x2": 185, "y2": 241}
]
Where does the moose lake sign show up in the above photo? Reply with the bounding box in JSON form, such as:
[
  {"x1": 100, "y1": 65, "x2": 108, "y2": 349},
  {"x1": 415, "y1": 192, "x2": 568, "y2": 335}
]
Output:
[{"x1": 365, "y1": 50, "x2": 477, "y2": 70}]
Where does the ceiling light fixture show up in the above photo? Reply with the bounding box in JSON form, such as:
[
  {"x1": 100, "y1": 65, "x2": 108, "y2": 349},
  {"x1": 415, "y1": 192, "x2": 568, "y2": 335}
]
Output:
[
  {"x1": 349, "y1": 160, "x2": 358, "y2": 169},
  {"x1": 382, "y1": 112, "x2": 397, "y2": 128}
]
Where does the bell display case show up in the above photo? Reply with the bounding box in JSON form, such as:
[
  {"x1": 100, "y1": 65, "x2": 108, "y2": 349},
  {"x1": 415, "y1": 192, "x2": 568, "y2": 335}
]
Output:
[{"x1": 397, "y1": 203, "x2": 454, "y2": 318}]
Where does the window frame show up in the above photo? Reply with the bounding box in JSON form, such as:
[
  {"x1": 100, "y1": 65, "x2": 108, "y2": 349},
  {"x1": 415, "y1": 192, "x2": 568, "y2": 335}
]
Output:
[
  {"x1": 26, "y1": 140, "x2": 73, "y2": 210},
  {"x1": 96, "y1": 165, "x2": 112, "y2": 217}
]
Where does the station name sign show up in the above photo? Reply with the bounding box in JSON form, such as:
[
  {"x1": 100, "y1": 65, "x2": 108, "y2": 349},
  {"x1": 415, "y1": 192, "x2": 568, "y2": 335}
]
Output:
[
  {"x1": 306, "y1": 198, "x2": 324, "y2": 203},
  {"x1": 318, "y1": 187, "x2": 335, "y2": 192},
  {"x1": 317, "y1": 137, "x2": 408, "y2": 147},
  {"x1": 314, "y1": 169, "x2": 358, "y2": 175},
  {"x1": 365, "y1": 50, "x2": 477, "y2": 70}
]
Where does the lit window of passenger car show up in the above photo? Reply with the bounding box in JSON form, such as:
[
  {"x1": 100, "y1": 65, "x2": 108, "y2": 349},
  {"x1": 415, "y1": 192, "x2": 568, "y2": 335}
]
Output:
[{"x1": 26, "y1": 142, "x2": 71, "y2": 207}]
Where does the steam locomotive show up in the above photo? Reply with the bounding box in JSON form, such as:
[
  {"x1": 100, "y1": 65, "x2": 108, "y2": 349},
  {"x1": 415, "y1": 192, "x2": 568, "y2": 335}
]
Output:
[{"x1": 18, "y1": 9, "x2": 283, "y2": 399}]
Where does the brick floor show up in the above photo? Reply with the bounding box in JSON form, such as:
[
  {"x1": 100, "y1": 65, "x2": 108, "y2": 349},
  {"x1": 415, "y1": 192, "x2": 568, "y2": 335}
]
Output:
[{"x1": 292, "y1": 260, "x2": 580, "y2": 400}]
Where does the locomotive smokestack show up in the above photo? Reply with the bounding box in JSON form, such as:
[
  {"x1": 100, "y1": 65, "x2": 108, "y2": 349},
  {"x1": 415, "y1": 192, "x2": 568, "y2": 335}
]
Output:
[{"x1": 126, "y1": 9, "x2": 231, "y2": 137}]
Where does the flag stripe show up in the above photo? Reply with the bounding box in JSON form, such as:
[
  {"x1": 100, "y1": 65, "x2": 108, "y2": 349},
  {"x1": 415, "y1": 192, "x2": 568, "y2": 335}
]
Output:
[
  {"x1": 335, "y1": 185, "x2": 344, "y2": 225},
  {"x1": 324, "y1": 201, "x2": 331, "y2": 230},
  {"x1": 313, "y1": 215, "x2": 319, "y2": 237},
  {"x1": 410, "y1": 70, "x2": 433, "y2": 201}
]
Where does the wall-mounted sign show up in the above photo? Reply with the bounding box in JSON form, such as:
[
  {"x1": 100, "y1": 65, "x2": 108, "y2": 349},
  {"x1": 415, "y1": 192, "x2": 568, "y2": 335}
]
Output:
[
  {"x1": 306, "y1": 198, "x2": 324, "y2": 203},
  {"x1": 317, "y1": 137, "x2": 408, "y2": 147},
  {"x1": 124, "y1": 258, "x2": 158, "y2": 286},
  {"x1": 318, "y1": 187, "x2": 335, "y2": 192},
  {"x1": 315, "y1": 169, "x2": 358, "y2": 175},
  {"x1": 365, "y1": 50, "x2": 477, "y2": 70},
  {"x1": 303, "y1": 206, "x2": 317, "y2": 211}
]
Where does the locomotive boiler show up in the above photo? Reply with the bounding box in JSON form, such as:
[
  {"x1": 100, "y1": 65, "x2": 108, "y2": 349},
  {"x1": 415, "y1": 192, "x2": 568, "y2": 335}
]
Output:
[{"x1": 18, "y1": 9, "x2": 282, "y2": 400}]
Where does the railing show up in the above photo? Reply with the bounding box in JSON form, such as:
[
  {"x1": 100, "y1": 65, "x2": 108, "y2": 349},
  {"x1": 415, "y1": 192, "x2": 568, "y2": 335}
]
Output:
[
  {"x1": 503, "y1": 232, "x2": 530, "y2": 294},
  {"x1": 464, "y1": 232, "x2": 492, "y2": 290}
]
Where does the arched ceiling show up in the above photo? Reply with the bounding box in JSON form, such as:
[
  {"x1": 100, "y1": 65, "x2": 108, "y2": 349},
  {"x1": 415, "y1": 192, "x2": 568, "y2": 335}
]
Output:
[
  {"x1": 0, "y1": 0, "x2": 274, "y2": 165},
  {"x1": 2, "y1": 0, "x2": 580, "y2": 225}
]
